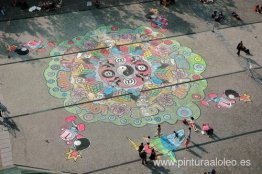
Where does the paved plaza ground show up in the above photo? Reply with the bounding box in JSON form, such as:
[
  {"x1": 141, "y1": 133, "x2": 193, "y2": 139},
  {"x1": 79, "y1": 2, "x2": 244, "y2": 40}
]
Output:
[{"x1": 0, "y1": 0, "x2": 262, "y2": 173}]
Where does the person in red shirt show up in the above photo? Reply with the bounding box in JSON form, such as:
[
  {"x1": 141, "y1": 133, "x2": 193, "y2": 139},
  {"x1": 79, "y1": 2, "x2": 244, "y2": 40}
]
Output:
[{"x1": 184, "y1": 137, "x2": 190, "y2": 150}]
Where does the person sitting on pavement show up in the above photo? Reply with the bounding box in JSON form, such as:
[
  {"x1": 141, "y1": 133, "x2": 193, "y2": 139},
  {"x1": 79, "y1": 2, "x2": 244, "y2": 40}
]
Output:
[
  {"x1": 94, "y1": 0, "x2": 101, "y2": 8},
  {"x1": 39, "y1": 0, "x2": 56, "y2": 11},
  {"x1": 211, "y1": 11, "x2": 217, "y2": 18},
  {"x1": 213, "y1": 11, "x2": 224, "y2": 22},
  {"x1": 254, "y1": 5, "x2": 261, "y2": 14},
  {"x1": 202, "y1": 123, "x2": 214, "y2": 137},
  {"x1": 232, "y1": 12, "x2": 241, "y2": 21},
  {"x1": 146, "y1": 8, "x2": 158, "y2": 19},
  {"x1": 237, "y1": 41, "x2": 252, "y2": 56},
  {"x1": 160, "y1": 0, "x2": 169, "y2": 7},
  {"x1": 200, "y1": 0, "x2": 214, "y2": 4}
]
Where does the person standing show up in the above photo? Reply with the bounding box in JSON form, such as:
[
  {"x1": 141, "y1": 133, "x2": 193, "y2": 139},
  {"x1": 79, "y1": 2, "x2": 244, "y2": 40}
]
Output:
[
  {"x1": 173, "y1": 130, "x2": 178, "y2": 139},
  {"x1": 188, "y1": 127, "x2": 191, "y2": 138},
  {"x1": 184, "y1": 137, "x2": 190, "y2": 150},
  {"x1": 139, "y1": 150, "x2": 147, "y2": 165},
  {"x1": 209, "y1": 169, "x2": 216, "y2": 174},
  {"x1": 149, "y1": 148, "x2": 156, "y2": 161},
  {"x1": 189, "y1": 117, "x2": 198, "y2": 131},
  {"x1": 138, "y1": 143, "x2": 144, "y2": 153},
  {"x1": 157, "y1": 124, "x2": 161, "y2": 137}
]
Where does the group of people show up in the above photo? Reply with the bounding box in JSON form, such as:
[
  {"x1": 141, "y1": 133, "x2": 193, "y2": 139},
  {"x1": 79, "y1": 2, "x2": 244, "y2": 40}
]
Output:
[
  {"x1": 146, "y1": 8, "x2": 168, "y2": 29},
  {"x1": 211, "y1": 11, "x2": 225, "y2": 22},
  {"x1": 160, "y1": 0, "x2": 176, "y2": 7},
  {"x1": 254, "y1": 5, "x2": 262, "y2": 14},
  {"x1": 138, "y1": 120, "x2": 215, "y2": 164},
  {"x1": 138, "y1": 142, "x2": 157, "y2": 165},
  {"x1": 200, "y1": 0, "x2": 214, "y2": 4},
  {"x1": 232, "y1": 11, "x2": 241, "y2": 21},
  {"x1": 212, "y1": 10, "x2": 243, "y2": 23},
  {"x1": 138, "y1": 125, "x2": 161, "y2": 164},
  {"x1": 10, "y1": 0, "x2": 63, "y2": 12},
  {"x1": 182, "y1": 117, "x2": 214, "y2": 149}
]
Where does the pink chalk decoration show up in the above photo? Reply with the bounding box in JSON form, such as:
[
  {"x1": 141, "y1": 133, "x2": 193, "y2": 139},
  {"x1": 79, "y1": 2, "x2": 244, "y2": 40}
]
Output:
[
  {"x1": 76, "y1": 134, "x2": 84, "y2": 139},
  {"x1": 151, "y1": 22, "x2": 157, "y2": 28},
  {"x1": 65, "y1": 115, "x2": 77, "y2": 122},
  {"x1": 66, "y1": 140, "x2": 73, "y2": 145},
  {"x1": 77, "y1": 123, "x2": 86, "y2": 132},
  {"x1": 160, "y1": 28, "x2": 168, "y2": 33},
  {"x1": 200, "y1": 100, "x2": 209, "y2": 107},
  {"x1": 208, "y1": 93, "x2": 217, "y2": 99}
]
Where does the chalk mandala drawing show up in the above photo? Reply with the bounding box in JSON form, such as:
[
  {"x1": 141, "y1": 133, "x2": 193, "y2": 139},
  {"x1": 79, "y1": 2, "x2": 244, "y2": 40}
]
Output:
[{"x1": 44, "y1": 26, "x2": 207, "y2": 127}]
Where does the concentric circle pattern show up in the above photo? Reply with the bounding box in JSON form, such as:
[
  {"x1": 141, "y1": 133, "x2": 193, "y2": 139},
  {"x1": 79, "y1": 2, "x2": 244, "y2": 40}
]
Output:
[{"x1": 44, "y1": 26, "x2": 207, "y2": 127}]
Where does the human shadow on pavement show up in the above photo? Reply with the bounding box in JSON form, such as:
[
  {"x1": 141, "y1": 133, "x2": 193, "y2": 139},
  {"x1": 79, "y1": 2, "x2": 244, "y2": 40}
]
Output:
[
  {"x1": 191, "y1": 141, "x2": 208, "y2": 153},
  {"x1": 0, "y1": 0, "x2": 240, "y2": 64},
  {"x1": 0, "y1": 102, "x2": 20, "y2": 137},
  {"x1": 145, "y1": 161, "x2": 171, "y2": 174},
  {"x1": 187, "y1": 148, "x2": 202, "y2": 158}
]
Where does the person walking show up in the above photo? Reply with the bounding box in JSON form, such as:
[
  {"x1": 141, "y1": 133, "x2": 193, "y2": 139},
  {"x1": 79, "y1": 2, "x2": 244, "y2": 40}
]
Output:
[
  {"x1": 173, "y1": 130, "x2": 178, "y2": 139},
  {"x1": 188, "y1": 127, "x2": 191, "y2": 138},
  {"x1": 184, "y1": 137, "x2": 190, "y2": 150},
  {"x1": 237, "y1": 41, "x2": 243, "y2": 56},
  {"x1": 189, "y1": 117, "x2": 198, "y2": 131}
]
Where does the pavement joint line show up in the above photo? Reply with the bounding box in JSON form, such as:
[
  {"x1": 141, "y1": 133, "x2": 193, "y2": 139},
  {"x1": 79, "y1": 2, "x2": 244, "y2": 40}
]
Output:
[
  {"x1": 0, "y1": 20, "x2": 261, "y2": 67},
  {"x1": 13, "y1": 164, "x2": 76, "y2": 174},
  {"x1": 6, "y1": 66, "x2": 261, "y2": 120}
]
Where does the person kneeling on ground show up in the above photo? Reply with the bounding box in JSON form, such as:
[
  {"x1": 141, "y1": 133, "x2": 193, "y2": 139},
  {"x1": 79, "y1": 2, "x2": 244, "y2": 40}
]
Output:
[{"x1": 202, "y1": 123, "x2": 214, "y2": 137}]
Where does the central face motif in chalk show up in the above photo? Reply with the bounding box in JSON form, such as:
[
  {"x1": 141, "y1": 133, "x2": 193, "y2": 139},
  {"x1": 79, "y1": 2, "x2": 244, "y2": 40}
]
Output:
[
  {"x1": 99, "y1": 55, "x2": 151, "y2": 88},
  {"x1": 44, "y1": 26, "x2": 207, "y2": 127}
]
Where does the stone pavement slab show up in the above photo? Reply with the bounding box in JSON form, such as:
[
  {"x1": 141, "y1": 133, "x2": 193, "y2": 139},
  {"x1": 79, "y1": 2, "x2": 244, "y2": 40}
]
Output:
[
  {"x1": 0, "y1": 0, "x2": 261, "y2": 173},
  {"x1": 8, "y1": 69, "x2": 262, "y2": 174}
]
